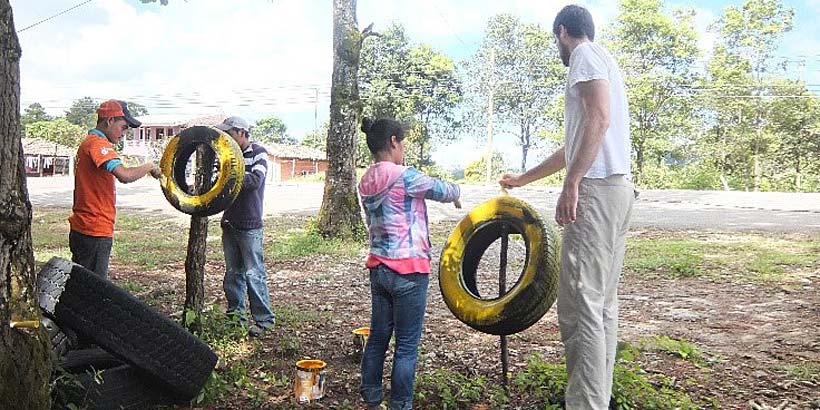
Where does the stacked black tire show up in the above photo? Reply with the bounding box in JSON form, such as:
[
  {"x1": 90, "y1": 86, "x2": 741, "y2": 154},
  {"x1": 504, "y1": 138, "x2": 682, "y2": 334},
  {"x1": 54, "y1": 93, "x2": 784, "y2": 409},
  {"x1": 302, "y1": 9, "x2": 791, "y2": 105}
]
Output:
[{"x1": 38, "y1": 257, "x2": 218, "y2": 410}]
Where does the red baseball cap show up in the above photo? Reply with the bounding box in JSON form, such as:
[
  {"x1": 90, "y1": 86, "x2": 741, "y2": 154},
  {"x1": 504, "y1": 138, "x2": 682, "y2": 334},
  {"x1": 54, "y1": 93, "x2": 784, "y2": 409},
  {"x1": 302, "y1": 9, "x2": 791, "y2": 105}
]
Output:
[{"x1": 97, "y1": 100, "x2": 141, "y2": 128}]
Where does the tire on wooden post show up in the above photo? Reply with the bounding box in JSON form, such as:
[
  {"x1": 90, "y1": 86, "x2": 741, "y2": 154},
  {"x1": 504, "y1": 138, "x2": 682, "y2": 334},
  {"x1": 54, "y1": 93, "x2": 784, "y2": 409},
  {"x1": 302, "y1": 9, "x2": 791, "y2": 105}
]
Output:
[
  {"x1": 159, "y1": 126, "x2": 244, "y2": 217},
  {"x1": 439, "y1": 196, "x2": 560, "y2": 335}
]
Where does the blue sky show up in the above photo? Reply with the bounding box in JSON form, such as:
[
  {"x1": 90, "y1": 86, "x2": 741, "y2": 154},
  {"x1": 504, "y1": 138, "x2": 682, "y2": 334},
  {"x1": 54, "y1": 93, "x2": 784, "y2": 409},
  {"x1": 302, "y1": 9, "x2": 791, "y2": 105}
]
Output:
[{"x1": 9, "y1": 0, "x2": 820, "y2": 169}]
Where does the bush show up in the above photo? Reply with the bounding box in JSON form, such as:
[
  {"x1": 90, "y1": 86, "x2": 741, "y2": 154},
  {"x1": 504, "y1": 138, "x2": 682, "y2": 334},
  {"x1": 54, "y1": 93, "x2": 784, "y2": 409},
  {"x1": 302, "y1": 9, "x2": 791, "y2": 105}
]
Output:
[
  {"x1": 637, "y1": 162, "x2": 722, "y2": 190},
  {"x1": 464, "y1": 151, "x2": 510, "y2": 182}
]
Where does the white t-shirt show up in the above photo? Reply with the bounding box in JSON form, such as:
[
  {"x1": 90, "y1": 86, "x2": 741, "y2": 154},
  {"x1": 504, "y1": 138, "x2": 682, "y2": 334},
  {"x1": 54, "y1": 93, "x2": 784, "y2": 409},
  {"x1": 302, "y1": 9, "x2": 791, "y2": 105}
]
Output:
[{"x1": 564, "y1": 42, "x2": 631, "y2": 179}]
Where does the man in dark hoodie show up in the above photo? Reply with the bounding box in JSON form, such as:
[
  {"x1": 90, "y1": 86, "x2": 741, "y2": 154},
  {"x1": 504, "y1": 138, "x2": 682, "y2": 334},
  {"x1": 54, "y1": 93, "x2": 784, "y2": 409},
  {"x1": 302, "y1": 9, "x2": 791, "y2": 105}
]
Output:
[{"x1": 216, "y1": 116, "x2": 275, "y2": 338}]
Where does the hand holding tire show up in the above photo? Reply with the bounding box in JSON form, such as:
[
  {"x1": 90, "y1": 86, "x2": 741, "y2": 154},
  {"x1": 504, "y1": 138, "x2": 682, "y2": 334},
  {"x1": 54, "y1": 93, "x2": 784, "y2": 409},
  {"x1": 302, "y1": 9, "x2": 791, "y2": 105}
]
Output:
[
  {"x1": 149, "y1": 164, "x2": 161, "y2": 179},
  {"x1": 499, "y1": 173, "x2": 524, "y2": 189}
]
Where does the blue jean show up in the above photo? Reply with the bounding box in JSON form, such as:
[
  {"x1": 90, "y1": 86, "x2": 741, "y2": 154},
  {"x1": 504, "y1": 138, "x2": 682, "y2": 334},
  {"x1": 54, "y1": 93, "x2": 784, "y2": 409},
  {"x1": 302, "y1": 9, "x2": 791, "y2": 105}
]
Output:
[
  {"x1": 222, "y1": 225, "x2": 275, "y2": 328},
  {"x1": 361, "y1": 265, "x2": 429, "y2": 410}
]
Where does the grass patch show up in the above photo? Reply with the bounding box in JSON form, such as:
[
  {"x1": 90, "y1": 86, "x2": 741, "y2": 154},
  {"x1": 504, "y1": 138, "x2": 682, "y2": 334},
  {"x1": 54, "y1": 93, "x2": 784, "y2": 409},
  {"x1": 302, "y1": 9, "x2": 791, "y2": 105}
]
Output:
[
  {"x1": 31, "y1": 208, "x2": 72, "y2": 264},
  {"x1": 267, "y1": 228, "x2": 364, "y2": 260},
  {"x1": 112, "y1": 213, "x2": 209, "y2": 270},
  {"x1": 116, "y1": 279, "x2": 146, "y2": 294},
  {"x1": 638, "y1": 336, "x2": 707, "y2": 366},
  {"x1": 626, "y1": 235, "x2": 819, "y2": 283},
  {"x1": 626, "y1": 239, "x2": 705, "y2": 278},
  {"x1": 190, "y1": 303, "x2": 329, "y2": 406},
  {"x1": 31, "y1": 210, "x2": 70, "y2": 248},
  {"x1": 779, "y1": 362, "x2": 820, "y2": 381},
  {"x1": 415, "y1": 369, "x2": 507, "y2": 410},
  {"x1": 514, "y1": 345, "x2": 710, "y2": 410}
]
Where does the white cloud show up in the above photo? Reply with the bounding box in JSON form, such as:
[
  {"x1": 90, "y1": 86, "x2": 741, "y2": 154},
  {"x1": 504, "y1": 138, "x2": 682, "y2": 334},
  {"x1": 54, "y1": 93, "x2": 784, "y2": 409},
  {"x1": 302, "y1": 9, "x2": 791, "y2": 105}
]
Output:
[{"x1": 14, "y1": 0, "x2": 332, "y2": 121}]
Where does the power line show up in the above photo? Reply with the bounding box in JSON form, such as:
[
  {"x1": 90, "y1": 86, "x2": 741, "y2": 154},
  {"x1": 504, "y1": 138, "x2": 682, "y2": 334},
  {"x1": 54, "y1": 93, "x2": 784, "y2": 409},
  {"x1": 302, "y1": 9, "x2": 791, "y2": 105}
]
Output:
[
  {"x1": 433, "y1": 4, "x2": 472, "y2": 49},
  {"x1": 17, "y1": 0, "x2": 95, "y2": 34}
]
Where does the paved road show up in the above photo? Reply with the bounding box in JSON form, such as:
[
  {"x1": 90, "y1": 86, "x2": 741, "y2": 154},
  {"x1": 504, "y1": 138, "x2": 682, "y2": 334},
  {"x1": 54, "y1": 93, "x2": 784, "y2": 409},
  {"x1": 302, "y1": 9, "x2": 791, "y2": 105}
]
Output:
[{"x1": 26, "y1": 176, "x2": 820, "y2": 233}]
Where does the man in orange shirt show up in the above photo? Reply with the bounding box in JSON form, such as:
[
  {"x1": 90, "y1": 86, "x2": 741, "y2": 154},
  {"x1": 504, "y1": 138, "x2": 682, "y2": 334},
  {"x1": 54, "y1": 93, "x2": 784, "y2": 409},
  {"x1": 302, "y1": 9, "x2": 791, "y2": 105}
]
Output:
[{"x1": 68, "y1": 99, "x2": 160, "y2": 278}]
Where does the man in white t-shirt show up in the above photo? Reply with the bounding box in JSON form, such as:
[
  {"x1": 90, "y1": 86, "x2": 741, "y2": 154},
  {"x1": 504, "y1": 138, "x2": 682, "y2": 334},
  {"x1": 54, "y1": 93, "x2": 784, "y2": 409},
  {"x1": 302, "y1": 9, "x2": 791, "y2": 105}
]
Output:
[{"x1": 500, "y1": 5, "x2": 635, "y2": 409}]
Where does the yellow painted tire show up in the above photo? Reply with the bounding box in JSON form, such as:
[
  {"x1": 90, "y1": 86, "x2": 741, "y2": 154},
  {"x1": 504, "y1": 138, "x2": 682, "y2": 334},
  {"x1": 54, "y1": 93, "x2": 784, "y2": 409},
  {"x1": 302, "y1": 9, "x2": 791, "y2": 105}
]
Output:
[
  {"x1": 439, "y1": 196, "x2": 559, "y2": 335},
  {"x1": 159, "y1": 126, "x2": 244, "y2": 217}
]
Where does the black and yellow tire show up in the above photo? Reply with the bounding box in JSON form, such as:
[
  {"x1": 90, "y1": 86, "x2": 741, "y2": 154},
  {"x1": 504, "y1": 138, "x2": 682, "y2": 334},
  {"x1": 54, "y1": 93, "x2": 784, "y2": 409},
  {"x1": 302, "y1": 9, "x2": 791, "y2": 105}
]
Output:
[
  {"x1": 159, "y1": 126, "x2": 244, "y2": 217},
  {"x1": 439, "y1": 196, "x2": 559, "y2": 335}
]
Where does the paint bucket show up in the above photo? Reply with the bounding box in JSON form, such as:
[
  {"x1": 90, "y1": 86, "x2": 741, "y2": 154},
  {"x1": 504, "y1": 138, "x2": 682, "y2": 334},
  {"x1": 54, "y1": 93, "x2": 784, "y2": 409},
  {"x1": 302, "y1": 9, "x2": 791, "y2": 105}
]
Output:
[
  {"x1": 352, "y1": 327, "x2": 370, "y2": 360},
  {"x1": 294, "y1": 359, "x2": 326, "y2": 403}
]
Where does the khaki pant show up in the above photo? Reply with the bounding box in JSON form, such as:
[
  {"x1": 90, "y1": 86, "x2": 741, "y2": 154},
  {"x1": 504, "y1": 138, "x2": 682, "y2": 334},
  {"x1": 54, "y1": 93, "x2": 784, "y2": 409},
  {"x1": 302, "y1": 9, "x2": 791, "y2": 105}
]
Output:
[{"x1": 558, "y1": 175, "x2": 635, "y2": 409}]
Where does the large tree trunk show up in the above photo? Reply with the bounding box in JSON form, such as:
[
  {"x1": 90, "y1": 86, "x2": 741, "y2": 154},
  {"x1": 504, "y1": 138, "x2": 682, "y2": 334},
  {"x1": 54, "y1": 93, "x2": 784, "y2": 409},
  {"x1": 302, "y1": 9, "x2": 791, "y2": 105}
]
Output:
[
  {"x1": 317, "y1": 0, "x2": 367, "y2": 238},
  {"x1": 182, "y1": 146, "x2": 214, "y2": 332},
  {"x1": 0, "y1": 1, "x2": 52, "y2": 408}
]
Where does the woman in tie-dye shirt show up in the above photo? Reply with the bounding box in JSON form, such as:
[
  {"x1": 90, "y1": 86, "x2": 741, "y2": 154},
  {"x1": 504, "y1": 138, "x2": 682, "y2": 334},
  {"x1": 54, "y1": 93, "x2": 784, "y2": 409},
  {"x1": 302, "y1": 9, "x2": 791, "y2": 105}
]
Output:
[{"x1": 358, "y1": 117, "x2": 460, "y2": 410}]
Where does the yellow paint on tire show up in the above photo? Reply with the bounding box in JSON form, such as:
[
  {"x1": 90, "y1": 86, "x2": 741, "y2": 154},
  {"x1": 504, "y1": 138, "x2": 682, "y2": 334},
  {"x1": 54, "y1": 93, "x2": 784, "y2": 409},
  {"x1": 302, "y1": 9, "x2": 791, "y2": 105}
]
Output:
[
  {"x1": 159, "y1": 126, "x2": 244, "y2": 216},
  {"x1": 439, "y1": 196, "x2": 559, "y2": 335}
]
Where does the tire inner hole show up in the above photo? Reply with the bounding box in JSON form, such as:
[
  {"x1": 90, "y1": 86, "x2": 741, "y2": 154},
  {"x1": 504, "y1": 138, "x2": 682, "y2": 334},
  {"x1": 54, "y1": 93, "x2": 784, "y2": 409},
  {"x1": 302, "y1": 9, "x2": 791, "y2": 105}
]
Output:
[
  {"x1": 462, "y1": 221, "x2": 527, "y2": 300},
  {"x1": 175, "y1": 143, "x2": 221, "y2": 195}
]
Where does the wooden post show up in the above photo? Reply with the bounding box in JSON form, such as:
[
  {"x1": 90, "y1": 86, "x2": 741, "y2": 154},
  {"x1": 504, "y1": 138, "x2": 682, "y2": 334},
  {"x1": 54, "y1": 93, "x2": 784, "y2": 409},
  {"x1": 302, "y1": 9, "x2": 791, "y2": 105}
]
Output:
[
  {"x1": 182, "y1": 144, "x2": 214, "y2": 332},
  {"x1": 499, "y1": 223, "x2": 509, "y2": 390}
]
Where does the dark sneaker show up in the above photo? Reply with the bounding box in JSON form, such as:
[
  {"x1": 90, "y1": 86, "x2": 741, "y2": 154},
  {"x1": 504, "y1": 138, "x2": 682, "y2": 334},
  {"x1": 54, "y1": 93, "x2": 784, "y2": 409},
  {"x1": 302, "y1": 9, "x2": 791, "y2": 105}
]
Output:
[{"x1": 248, "y1": 324, "x2": 267, "y2": 338}]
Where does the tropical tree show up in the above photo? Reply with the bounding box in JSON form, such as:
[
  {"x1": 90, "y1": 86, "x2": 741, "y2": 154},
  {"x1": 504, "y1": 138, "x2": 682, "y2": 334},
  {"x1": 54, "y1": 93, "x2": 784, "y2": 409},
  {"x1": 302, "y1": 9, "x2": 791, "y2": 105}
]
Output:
[
  {"x1": 64, "y1": 96, "x2": 98, "y2": 130},
  {"x1": 128, "y1": 101, "x2": 149, "y2": 117},
  {"x1": 705, "y1": 0, "x2": 794, "y2": 190},
  {"x1": 0, "y1": 1, "x2": 52, "y2": 408},
  {"x1": 606, "y1": 0, "x2": 701, "y2": 184},
  {"x1": 252, "y1": 115, "x2": 295, "y2": 145},
  {"x1": 24, "y1": 118, "x2": 86, "y2": 147},
  {"x1": 359, "y1": 24, "x2": 462, "y2": 170},
  {"x1": 463, "y1": 14, "x2": 564, "y2": 172},
  {"x1": 464, "y1": 151, "x2": 508, "y2": 182},
  {"x1": 301, "y1": 122, "x2": 329, "y2": 150},
  {"x1": 766, "y1": 79, "x2": 820, "y2": 191},
  {"x1": 21, "y1": 103, "x2": 51, "y2": 129}
]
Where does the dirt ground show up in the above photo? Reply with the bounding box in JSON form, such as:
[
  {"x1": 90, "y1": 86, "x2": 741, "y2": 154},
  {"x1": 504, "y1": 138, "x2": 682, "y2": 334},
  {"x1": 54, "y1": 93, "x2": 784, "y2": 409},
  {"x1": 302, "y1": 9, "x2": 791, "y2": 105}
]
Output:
[{"x1": 110, "y1": 218, "x2": 820, "y2": 410}]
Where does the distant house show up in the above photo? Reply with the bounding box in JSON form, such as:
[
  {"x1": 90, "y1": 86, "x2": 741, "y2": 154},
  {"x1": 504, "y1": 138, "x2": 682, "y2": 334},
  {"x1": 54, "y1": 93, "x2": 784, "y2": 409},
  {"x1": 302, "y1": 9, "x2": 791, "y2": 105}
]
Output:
[
  {"x1": 22, "y1": 138, "x2": 74, "y2": 177},
  {"x1": 262, "y1": 143, "x2": 328, "y2": 182},
  {"x1": 123, "y1": 113, "x2": 225, "y2": 157}
]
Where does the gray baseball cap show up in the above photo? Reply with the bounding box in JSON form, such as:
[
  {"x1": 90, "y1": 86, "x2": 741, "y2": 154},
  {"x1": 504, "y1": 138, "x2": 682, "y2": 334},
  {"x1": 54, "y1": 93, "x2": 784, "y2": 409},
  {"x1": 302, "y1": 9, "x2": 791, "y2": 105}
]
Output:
[{"x1": 215, "y1": 116, "x2": 250, "y2": 132}]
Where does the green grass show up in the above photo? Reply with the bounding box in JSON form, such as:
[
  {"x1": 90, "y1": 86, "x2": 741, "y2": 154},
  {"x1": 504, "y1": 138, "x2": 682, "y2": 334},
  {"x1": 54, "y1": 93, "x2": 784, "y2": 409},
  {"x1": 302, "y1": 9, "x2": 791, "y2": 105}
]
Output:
[
  {"x1": 515, "y1": 348, "x2": 709, "y2": 410},
  {"x1": 31, "y1": 208, "x2": 366, "y2": 271},
  {"x1": 415, "y1": 369, "x2": 507, "y2": 410},
  {"x1": 30, "y1": 209, "x2": 73, "y2": 265},
  {"x1": 266, "y1": 228, "x2": 364, "y2": 260},
  {"x1": 626, "y1": 239, "x2": 706, "y2": 278},
  {"x1": 779, "y1": 362, "x2": 820, "y2": 381},
  {"x1": 638, "y1": 336, "x2": 707, "y2": 366},
  {"x1": 116, "y1": 279, "x2": 146, "y2": 294},
  {"x1": 190, "y1": 303, "x2": 329, "y2": 406},
  {"x1": 626, "y1": 235, "x2": 819, "y2": 282}
]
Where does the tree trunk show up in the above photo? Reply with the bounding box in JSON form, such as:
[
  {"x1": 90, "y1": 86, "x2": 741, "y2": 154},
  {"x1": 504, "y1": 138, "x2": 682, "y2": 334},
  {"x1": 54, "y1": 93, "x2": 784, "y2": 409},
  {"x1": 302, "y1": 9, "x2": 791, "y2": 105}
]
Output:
[
  {"x1": 317, "y1": 0, "x2": 366, "y2": 239},
  {"x1": 0, "y1": 1, "x2": 52, "y2": 408},
  {"x1": 635, "y1": 141, "x2": 645, "y2": 186},
  {"x1": 418, "y1": 138, "x2": 425, "y2": 170},
  {"x1": 182, "y1": 146, "x2": 214, "y2": 332},
  {"x1": 520, "y1": 123, "x2": 530, "y2": 173}
]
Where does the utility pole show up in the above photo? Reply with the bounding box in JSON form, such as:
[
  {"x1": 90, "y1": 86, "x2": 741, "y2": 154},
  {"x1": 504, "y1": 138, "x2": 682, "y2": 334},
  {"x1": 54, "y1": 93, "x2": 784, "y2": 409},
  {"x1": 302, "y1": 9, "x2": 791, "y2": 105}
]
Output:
[
  {"x1": 485, "y1": 48, "x2": 495, "y2": 184},
  {"x1": 753, "y1": 59, "x2": 763, "y2": 192},
  {"x1": 314, "y1": 87, "x2": 319, "y2": 133}
]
